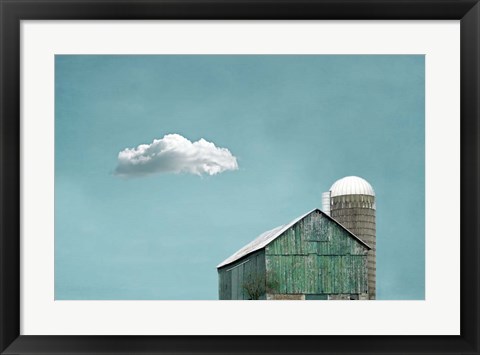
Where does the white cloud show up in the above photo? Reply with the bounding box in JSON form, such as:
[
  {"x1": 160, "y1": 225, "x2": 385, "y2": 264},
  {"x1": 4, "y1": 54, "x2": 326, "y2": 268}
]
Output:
[{"x1": 115, "y1": 134, "x2": 239, "y2": 178}]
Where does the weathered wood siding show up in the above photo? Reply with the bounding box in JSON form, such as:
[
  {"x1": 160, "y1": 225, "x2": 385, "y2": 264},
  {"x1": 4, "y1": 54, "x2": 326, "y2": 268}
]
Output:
[
  {"x1": 218, "y1": 250, "x2": 266, "y2": 300},
  {"x1": 265, "y1": 210, "x2": 368, "y2": 296}
]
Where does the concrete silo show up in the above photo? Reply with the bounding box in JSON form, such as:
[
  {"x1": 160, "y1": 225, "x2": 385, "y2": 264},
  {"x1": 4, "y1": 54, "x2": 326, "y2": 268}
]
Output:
[{"x1": 322, "y1": 176, "x2": 376, "y2": 300}]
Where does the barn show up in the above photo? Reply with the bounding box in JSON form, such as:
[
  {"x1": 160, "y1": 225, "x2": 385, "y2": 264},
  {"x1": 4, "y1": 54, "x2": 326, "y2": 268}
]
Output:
[{"x1": 217, "y1": 208, "x2": 371, "y2": 300}]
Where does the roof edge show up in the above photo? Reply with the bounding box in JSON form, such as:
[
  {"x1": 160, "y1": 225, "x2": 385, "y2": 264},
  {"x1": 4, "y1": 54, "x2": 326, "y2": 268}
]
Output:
[
  {"x1": 217, "y1": 208, "x2": 372, "y2": 269},
  {"x1": 217, "y1": 209, "x2": 317, "y2": 269}
]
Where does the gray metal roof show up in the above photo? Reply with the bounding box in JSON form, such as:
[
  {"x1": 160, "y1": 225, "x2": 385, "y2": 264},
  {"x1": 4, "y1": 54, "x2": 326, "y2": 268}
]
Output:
[{"x1": 217, "y1": 209, "x2": 371, "y2": 269}]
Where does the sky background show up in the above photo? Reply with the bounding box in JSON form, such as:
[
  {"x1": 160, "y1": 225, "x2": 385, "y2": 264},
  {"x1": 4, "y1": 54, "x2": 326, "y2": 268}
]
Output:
[{"x1": 55, "y1": 55, "x2": 425, "y2": 300}]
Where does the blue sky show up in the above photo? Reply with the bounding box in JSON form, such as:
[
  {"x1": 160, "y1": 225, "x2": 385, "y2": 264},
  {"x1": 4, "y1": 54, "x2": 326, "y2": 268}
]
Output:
[{"x1": 55, "y1": 55, "x2": 425, "y2": 300}]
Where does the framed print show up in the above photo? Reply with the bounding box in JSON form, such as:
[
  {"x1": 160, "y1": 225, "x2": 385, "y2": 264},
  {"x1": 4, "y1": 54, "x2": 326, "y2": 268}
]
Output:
[{"x1": 1, "y1": 0, "x2": 479, "y2": 354}]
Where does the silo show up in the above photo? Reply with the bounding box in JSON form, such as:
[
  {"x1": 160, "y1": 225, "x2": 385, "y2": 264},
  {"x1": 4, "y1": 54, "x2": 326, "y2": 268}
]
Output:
[{"x1": 325, "y1": 176, "x2": 376, "y2": 299}]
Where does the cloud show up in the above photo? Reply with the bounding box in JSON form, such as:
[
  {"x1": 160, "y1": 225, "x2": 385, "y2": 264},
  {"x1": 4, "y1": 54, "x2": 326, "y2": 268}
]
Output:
[{"x1": 115, "y1": 134, "x2": 239, "y2": 178}]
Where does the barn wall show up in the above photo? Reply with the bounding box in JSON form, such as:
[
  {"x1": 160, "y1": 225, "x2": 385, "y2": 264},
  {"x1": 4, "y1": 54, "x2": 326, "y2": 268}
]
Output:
[
  {"x1": 265, "y1": 210, "x2": 368, "y2": 296},
  {"x1": 218, "y1": 250, "x2": 266, "y2": 300}
]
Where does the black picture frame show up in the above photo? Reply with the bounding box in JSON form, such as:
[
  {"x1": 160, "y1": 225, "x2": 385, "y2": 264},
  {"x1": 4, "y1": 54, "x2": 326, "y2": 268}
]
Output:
[{"x1": 1, "y1": 1, "x2": 479, "y2": 354}]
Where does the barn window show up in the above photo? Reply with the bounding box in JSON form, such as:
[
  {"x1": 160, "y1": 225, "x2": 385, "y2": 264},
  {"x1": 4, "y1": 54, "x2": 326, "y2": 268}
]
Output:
[{"x1": 306, "y1": 294, "x2": 328, "y2": 300}]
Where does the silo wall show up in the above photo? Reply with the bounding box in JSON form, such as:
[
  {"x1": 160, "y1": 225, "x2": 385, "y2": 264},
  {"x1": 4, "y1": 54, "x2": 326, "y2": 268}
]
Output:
[{"x1": 330, "y1": 194, "x2": 376, "y2": 300}]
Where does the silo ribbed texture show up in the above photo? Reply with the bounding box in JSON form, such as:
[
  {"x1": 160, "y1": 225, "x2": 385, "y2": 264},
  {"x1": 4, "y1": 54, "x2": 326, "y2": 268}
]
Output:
[{"x1": 329, "y1": 177, "x2": 376, "y2": 300}]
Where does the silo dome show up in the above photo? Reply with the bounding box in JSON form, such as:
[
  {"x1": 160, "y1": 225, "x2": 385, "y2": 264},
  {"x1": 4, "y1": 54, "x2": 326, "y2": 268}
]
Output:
[{"x1": 330, "y1": 176, "x2": 375, "y2": 197}]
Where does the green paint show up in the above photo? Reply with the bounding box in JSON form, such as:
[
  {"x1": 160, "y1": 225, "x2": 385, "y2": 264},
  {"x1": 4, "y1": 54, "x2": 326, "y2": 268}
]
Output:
[{"x1": 218, "y1": 210, "x2": 369, "y2": 300}]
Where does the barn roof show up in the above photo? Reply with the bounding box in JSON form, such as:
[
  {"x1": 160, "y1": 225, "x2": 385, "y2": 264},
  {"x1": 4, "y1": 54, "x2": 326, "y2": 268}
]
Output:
[{"x1": 217, "y1": 208, "x2": 371, "y2": 268}]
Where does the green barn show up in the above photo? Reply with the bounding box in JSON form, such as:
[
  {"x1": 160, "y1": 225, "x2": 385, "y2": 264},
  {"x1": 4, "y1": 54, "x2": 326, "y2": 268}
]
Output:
[{"x1": 217, "y1": 209, "x2": 371, "y2": 300}]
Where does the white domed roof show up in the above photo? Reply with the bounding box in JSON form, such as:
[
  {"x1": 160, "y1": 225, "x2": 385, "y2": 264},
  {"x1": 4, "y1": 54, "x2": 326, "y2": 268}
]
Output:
[{"x1": 330, "y1": 176, "x2": 375, "y2": 197}]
